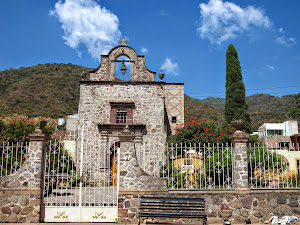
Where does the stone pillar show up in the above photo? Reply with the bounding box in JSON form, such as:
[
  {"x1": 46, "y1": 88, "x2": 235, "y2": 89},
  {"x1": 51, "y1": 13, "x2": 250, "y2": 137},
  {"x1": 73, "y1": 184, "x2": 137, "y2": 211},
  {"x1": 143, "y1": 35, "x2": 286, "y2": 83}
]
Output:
[
  {"x1": 230, "y1": 127, "x2": 249, "y2": 189},
  {"x1": 118, "y1": 127, "x2": 136, "y2": 189},
  {"x1": 117, "y1": 127, "x2": 166, "y2": 224},
  {"x1": 0, "y1": 127, "x2": 46, "y2": 223}
]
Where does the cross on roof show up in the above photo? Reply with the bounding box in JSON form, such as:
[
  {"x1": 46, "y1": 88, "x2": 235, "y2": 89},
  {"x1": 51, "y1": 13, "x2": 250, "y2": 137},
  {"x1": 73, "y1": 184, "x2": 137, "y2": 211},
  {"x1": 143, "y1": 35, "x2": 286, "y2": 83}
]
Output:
[{"x1": 118, "y1": 37, "x2": 129, "y2": 46}]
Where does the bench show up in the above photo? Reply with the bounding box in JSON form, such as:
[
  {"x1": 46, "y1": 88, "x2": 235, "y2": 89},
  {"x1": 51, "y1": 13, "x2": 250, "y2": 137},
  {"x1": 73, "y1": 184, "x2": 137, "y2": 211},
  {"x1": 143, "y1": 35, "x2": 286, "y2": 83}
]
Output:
[{"x1": 138, "y1": 196, "x2": 207, "y2": 225}]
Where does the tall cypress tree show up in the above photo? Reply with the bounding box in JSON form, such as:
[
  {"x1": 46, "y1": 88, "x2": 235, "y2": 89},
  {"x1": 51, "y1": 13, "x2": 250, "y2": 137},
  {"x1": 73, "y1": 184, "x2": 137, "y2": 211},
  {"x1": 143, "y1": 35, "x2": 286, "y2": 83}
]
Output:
[{"x1": 225, "y1": 44, "x2": 252, "y2": 133}]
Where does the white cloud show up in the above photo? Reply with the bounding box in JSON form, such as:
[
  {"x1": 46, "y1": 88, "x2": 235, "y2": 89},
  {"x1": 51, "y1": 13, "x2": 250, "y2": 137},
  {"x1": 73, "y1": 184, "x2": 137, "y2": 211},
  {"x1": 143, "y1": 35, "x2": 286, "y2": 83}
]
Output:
[
  {"x1": 275, "y1": 28, "x2": 296, "y2": 46},
  {"x1": 267, "y1": 65, "x2": 275, "y2": 71},
  {"x1": 289, "y1": 38, "x2": 296, "y2": 45},
  {"x1": 50, "y1": 0, "x2": 121, "y2": 59},
  {"x1": 161, "y1": 58, "x2": 179, "y2": 76},
  {"x1": 197, "y1": 0, "x2": 271, "y2": 44},
  {"x1": 141, "y1": 47, "x2": 148, "y2": 54},
  {"x1": 275, "y1": 36, "x2": 296, "y2": 46}
]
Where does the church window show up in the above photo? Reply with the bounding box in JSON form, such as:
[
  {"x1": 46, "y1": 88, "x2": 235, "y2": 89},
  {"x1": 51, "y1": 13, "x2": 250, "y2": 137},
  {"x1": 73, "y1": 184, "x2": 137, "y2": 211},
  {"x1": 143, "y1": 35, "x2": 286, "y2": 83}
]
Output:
[
  {"x1": 172, "y1": 116, "x2": 177, "y2": 123},
  {"x1": 116, "y1": 109, "x2": 127, "y2": 123},
  {"x1": 110, "y1": 102, "x2": 134, "y2": 125}
]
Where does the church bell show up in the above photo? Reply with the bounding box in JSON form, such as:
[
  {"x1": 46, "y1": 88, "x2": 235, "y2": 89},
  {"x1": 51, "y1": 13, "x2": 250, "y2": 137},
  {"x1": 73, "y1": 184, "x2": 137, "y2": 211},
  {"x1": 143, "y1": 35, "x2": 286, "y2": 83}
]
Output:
[{"x1": 120, "y1": 61, "x2": 127, "y2": 75}]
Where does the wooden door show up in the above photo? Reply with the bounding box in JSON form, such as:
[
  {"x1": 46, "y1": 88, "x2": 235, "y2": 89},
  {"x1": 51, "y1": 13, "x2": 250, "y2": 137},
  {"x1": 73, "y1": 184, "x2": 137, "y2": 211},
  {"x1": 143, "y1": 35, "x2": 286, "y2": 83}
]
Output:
[{"x1": 111, "y1": 153, "x2": 118, "y2": 186}]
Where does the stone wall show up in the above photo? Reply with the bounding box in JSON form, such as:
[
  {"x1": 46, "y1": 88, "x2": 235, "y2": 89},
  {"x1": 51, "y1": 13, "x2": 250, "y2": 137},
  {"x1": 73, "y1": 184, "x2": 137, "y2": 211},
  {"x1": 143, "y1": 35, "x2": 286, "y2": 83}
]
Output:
[
  {"x1": 66, "y1": 113, "x2": 78, "y2": 132},
  {"x1": 78, "y1": 81, "x2": 167, "y2": 177},
  {"x1": 260, "y1": 136, "x2": 291, "y2": 147},
  {"x1": 90, "y1": 45, "x2": 156, "y2": 82},
  {"x1": 0, "y1": 188, "x2": 41, "y2": 223},
  {"x1": 0, "y1": 129, "x2": 45, "y2": 223},
  {"x1": 118, "y1": 189, "x2": 300, "y2": 224}
]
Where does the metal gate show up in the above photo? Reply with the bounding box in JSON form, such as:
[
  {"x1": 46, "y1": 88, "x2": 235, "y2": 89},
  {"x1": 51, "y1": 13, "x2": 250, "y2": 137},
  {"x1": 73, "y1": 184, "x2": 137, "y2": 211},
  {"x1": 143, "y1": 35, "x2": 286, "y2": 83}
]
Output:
[{"x1": 43, "y1": 131, "x2": 119, "y2": 222}]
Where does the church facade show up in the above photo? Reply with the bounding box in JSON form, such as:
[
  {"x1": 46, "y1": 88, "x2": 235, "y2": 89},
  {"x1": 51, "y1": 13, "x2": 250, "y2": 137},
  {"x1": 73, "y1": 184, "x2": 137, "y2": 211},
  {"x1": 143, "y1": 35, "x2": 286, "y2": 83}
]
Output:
[{"x1": 76, "y1": 39, "x2": 184, "y2": 185}]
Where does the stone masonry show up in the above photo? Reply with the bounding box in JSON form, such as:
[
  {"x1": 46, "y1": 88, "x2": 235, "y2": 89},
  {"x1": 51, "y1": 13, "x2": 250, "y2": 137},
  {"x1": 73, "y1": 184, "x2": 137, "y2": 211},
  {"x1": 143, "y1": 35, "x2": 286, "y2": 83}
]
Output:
[
  {"x1": 117, "y1": 189, "x2": 300, "y2": 224},
  {"x1": 231, "y1": 130, "x2": 249, "y2": 188},
  {"x1": 77, "y1": 43, "x2": 184, "y2": 178},
  {"x1": 0, "y1": 128, "x2": 45, "y2": 223}
]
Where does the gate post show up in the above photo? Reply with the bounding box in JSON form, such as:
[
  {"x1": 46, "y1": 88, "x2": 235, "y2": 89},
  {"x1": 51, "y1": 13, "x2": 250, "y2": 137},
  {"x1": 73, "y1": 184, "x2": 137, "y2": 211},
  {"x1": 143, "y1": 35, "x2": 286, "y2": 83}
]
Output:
[{"x1": 230, "y1": 121, "x2": 249, "y2": 189}]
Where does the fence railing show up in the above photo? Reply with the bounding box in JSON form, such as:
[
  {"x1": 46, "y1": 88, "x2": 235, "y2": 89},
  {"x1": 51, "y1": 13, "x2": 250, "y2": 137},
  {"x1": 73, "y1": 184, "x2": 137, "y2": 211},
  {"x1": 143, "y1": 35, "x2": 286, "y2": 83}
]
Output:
[
  {"x1": 0, "y1": 142, "x2": 29, "y2": 177},
  {"x1": 1, "y1": 139, "x2": 299, "y2": 190},
  {"x1": 248, "y1": 143, "x2": 300, "y2": 189},
  {"x1": 161, "y1": 143, "x2": 234, "y2": 189},
  {"x1": 162, "y1": 143, "x2": 300, "y2": 190}
]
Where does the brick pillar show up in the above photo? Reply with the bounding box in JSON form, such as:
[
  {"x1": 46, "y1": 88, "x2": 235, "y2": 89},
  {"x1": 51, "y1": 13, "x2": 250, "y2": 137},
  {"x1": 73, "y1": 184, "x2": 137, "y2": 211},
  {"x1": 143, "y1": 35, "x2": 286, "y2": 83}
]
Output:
[{"x1": 230, "y1": 129, "x2": 249, "y2": 189}]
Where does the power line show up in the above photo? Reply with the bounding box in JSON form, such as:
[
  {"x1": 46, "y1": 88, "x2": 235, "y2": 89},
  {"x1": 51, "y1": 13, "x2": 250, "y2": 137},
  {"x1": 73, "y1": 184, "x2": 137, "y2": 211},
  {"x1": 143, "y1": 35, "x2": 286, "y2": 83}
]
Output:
[
  {"x1": 188, "y1": 91, "x2": 299, "y2": 99},
  {"x1": 188, "y1": 86, "x2": 300, "y2": 95}
]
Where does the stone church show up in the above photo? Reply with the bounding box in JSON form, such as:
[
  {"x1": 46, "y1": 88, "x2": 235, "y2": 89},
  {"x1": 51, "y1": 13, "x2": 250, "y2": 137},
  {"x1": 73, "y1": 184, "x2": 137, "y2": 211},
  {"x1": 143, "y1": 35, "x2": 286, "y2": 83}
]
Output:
[{"x1": 76, "y1": 38, "x2": 184, "y2": 188}]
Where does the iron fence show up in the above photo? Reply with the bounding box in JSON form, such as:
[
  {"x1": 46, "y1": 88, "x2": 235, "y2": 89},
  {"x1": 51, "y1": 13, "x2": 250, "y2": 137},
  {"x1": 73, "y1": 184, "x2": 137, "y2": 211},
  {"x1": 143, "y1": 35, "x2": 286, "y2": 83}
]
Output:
[
  {"x1": 0, "y1": 142, "x2": 29, "y2": 177},
  {"x1": 161, "y1": 143, "x2": 234, "y2": 189},
  {"x1": 162, "y1": 143, "x2": 300, "y2": 189},
  {"x1": 248, "y1": 143, "x2": 300, "y2": 189}
]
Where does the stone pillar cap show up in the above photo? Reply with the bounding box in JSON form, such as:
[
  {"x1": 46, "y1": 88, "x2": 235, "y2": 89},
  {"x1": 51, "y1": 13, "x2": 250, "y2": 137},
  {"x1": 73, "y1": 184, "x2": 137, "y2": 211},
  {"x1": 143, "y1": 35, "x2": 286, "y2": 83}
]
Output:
[
  {"x1": 29, "y1": 128, "x2": 45, "y2": 141},
  {"x1": 119, "y1": 126, "x2": 135, "y2": 142},
  {"x1": 230, "y1": 130, "x2": 249, "y2": 143}
]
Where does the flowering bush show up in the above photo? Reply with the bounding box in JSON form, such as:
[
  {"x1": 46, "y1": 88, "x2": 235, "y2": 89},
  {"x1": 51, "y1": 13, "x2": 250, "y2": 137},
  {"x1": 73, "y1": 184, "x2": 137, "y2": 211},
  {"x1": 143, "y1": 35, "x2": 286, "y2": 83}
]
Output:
[
  {"x1": 0, "y1": 115, "x2": 56, "y2": 143},
  {"x1": 168, "y1": 119, "x2": 236, "y2": 145}
]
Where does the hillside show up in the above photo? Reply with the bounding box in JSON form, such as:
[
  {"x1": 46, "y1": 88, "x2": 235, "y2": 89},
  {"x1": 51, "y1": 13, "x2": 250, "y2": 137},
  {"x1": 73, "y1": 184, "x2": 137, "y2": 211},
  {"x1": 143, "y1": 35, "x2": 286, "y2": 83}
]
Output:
[
  {"x1": 0, "y1": 63, "x2": 87, "y2": 118},
  {"x1": 0, "y1": 64, "x2": 297, "y2": 130},
  {"x1": 184, "y1": 95, "x2": 225, "y2": 127},
  {"x1": 197, "y1": 94, "x2": 297, "y2": 129}
]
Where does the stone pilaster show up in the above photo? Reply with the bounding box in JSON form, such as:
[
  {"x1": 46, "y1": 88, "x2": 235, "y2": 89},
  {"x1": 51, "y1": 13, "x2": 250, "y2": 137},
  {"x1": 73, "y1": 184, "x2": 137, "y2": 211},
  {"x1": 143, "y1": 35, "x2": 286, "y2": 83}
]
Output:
[
  {"x1": 230, "y1": 130, "x2": 249, "y2": 189},
  {"x1": 118, "y1": 127, "x2": 165, "y2": 189}
]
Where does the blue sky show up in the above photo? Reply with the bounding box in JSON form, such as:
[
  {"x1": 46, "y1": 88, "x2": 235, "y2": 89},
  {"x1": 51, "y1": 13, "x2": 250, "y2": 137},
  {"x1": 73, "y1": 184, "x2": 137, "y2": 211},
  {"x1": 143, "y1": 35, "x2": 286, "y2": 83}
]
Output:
[{"x1": 0, "y1": 0, "x2": 299, "y2": 99}]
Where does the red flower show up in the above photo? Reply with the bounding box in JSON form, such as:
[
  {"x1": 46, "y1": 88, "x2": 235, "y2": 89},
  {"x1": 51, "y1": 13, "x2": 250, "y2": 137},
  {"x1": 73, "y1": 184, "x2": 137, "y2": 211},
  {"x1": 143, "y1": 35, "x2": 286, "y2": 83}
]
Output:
[
  {"x1": 197, "y1": 130, "x2": 200, "y2": 132},
  {"x1": 212, "y1": 133, "x2": 216, "y2": 137},
  {"x1": 216, "y1": 137, "x2": 221, "y2": 141},
  {"x1": 193, "y1": 135, "x2": 196, "y2": 138}
]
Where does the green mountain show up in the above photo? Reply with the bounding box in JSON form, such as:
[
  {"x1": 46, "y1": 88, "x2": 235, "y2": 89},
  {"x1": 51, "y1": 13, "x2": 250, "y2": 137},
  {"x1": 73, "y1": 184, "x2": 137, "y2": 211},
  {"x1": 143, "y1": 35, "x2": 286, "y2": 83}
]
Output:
[
  {"x1": 0, "y1": 63, "x2": 87, "y2": 118},
  {"x1": 0, "y1": 64, "x2": 297, "y2": 130},
  {"x1": 195, "y1": 94, "x2": 297, "y2": 130}
]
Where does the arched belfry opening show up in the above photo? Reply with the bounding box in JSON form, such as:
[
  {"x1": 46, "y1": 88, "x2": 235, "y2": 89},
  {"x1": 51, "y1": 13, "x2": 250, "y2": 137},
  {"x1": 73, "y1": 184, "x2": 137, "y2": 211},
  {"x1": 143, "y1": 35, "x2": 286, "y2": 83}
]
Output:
[
  {"x1": 115, "y1": 55, "x2": 131, "y2": 81},
  {"x1": 89, "y1": 37, "x2": 156, "y2": 82}
]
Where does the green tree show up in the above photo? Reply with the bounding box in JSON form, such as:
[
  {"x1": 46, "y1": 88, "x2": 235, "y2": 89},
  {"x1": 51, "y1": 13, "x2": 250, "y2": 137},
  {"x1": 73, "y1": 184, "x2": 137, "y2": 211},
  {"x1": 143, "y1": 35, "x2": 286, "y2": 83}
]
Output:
[
  {"x1": 290, "y1": 93, "x2": 300, "y2": 120},
  {"x1": 225, "y1": 44, "x2": 252, "y2": 133}
]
